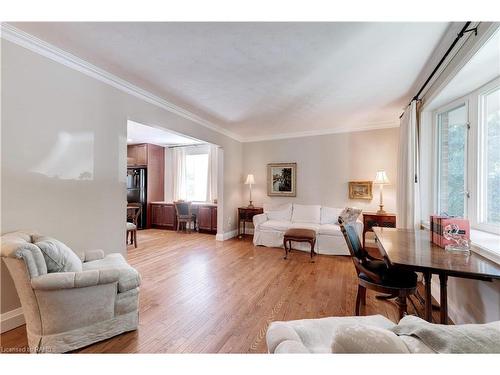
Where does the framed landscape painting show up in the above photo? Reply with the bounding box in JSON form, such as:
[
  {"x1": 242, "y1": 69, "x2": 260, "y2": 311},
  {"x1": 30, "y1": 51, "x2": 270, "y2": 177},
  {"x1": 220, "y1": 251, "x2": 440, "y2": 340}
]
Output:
[
  {"x1": 267, "y1": 163, "x2": 297, "y2": 197},
  {"x1": 348, "y1": 181, "x2": 373, "y2": 200}
]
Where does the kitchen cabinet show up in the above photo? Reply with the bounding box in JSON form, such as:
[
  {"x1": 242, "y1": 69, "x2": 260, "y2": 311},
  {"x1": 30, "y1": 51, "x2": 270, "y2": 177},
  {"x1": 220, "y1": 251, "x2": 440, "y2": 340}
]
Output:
[
  {"x1": 127, "y1": 144, "x2": 148, "y2": 166},
  {"x1": 198, "y1": 206, "x2": 217, "y2": 233},
  {"x1": 150, "y1": 203, "x2": 217, "y2": 234},
  {"x1": 151, "y1": 203, "x2": 176, "y2": 229}
]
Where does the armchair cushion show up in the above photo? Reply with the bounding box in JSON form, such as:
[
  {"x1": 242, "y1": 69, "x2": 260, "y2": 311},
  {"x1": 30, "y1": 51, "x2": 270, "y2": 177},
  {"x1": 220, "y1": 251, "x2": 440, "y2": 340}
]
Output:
[
  {"x1": 126, "y1": 222, "x2": 137, "y2": 230},
  {"x1": 16, "y1": 244, "x2": 48, "y2": 278},
  {"x1": 31, "y1": 269, "x2": 120, "y2": 290},
  {"x1": 360, "y1": 259, "x2": 418, "y2": 289},
  {"x1": 32, "y1": 235, "x2": 82, "y2": 273},
  {"x1": 83, "y1": 249, "x2": 105, "y2": 262},
  {"x1": 83, "y1": 253, "x2": 141, "y2": 293}
]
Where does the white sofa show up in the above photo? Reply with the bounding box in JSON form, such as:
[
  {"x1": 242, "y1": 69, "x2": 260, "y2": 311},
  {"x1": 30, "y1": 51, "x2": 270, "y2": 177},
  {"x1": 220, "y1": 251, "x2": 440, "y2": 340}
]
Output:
[{"x1": 252, "y1": 203, "x2": 362, "y2": 255}]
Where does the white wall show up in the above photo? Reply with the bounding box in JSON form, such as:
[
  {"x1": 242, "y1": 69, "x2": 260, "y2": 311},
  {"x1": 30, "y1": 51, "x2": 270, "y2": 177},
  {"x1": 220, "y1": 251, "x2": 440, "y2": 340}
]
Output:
[
  {"x1": 1, "y1": 40, "x2": 243, "y2": 315},
  {"x1": 242, "y1": 128, "x2": 399, "y2": 212}
]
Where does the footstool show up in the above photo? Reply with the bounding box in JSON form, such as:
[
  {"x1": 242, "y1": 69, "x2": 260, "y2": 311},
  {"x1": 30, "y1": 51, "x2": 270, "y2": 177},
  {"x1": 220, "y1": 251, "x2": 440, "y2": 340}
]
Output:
[{"x1": 283, "y1": 228, "x2": 317, "y2": 261}]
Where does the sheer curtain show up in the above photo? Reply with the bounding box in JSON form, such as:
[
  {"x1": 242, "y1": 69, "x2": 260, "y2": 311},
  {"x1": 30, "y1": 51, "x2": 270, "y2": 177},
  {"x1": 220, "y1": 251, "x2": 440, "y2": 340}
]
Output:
[
  {"x1": 397, "y1": 100, "x2": 421, "y2": 229},
  {"x1": 172, "y1": 147, "x2": 186, "y2": 201},
  {"x1": 206, "y1": 144, "x2": 218, "y2": 203},
  {"x1": 171, "y1": 144, "x2": 218, "y2": 203}
]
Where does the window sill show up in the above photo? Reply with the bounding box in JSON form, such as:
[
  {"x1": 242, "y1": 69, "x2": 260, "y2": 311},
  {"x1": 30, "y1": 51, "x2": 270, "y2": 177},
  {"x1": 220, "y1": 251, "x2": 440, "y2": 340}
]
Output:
[
  {"x1": 421, "y1": 222, "x2": 499, "y2": 265},
  {"x1": 470, "y1": 229, "x2": 500, "y2": 265}
]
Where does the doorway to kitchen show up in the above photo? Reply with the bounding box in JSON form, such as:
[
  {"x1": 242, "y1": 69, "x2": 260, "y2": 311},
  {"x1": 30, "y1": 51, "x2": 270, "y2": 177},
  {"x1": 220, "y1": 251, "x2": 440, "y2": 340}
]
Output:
[{"x1": 126, "y1": 120, "x2": 222, "y2": 247}]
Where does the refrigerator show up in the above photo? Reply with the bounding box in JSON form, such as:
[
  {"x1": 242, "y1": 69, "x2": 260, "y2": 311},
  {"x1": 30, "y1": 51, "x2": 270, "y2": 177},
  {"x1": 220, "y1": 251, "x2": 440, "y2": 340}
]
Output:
[{"x1": 127, "y1": 168, "x2": 147, "y2": 229}]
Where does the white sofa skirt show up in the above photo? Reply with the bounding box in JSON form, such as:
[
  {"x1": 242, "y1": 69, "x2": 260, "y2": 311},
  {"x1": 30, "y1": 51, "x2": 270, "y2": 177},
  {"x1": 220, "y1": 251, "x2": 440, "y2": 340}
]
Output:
[{"x1": 253, "y1": 228, "x2": 356, "y2": 256}]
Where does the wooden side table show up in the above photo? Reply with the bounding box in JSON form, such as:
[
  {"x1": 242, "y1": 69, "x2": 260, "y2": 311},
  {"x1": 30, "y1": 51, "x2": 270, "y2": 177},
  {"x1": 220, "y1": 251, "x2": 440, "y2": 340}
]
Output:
[
  {"x1": 362, "y1": 212, "x2": 396, "y2": 248},
  {"x1": 238, "y1": 207, "x2": 263, "y2": 238}
]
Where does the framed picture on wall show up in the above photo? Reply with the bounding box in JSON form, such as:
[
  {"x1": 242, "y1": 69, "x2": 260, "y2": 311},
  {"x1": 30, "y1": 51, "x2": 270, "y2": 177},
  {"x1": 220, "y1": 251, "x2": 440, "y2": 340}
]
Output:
[
  {"x1": 348, "y1": 181, "x2": 373, "y2": 200},
  {"x1": 267, "y1": 163, "x2": 297, "y2": 197}
]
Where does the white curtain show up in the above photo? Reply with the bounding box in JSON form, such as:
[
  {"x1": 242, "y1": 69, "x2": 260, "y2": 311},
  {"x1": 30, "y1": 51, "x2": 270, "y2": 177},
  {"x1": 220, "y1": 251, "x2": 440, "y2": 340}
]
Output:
[
  {"x1": 397, "y1": 100, "x2": 421, "y2": 229},
  {"x1": 172, "y1": 147, "x2": 186, "y2": 201},
  {"x1": 206, "y1": 144, "x2": 218, "y2": 203}
]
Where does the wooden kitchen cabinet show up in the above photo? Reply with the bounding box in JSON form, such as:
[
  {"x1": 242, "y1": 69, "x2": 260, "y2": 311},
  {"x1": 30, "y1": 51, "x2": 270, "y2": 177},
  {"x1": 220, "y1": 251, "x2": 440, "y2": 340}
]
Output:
[
  {"x1": 198, "y1": 206, "x2": 217, "y2": 233},
  {"x1": 150, "y1": 203, "x2": 176, "y2": 229},
  {"x1": 127, "y1": 144, "x2": 148, "y2": 166}
]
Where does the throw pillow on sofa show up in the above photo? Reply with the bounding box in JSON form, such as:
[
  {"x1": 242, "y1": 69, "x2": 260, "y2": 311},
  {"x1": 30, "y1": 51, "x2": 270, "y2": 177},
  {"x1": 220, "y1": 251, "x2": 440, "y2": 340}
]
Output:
[
  {"x1": 263, "y1": 203, "x2": 293, "y2": 221},
  {"x1": 331, "y1": 324, "x2": 410, "y2": 353},
  {"x1": 32, "y1": 235, "x2": 82, "y2": 273},
  {"x1": 339, "y1": 207, "x2": 362, "y2": 224}
]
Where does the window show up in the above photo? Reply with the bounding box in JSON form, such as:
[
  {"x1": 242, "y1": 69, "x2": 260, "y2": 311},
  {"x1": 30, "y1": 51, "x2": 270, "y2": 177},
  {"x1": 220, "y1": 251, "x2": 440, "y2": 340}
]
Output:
[
  {"x1": 437, "y1": 103, "x2": 468, "y2": 217},
  {"x1": 185, "y1": 153, "x2": 209, "y2": 202},
  {"x1": 479, "y1": 87, "x2": 500, "y2": 227}
]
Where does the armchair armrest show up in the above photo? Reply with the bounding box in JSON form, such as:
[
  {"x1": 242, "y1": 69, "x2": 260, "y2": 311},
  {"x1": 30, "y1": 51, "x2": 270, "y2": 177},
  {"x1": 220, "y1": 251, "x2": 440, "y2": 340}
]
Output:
[
  {"x1": 83, "y1": 249, "x2": 105, "y2": 262},
  {"x1": 31, "y1": 269, "x2": 119, "y2": 290},
  {"x1": 253, "y1": 213, "x2": 268, "y2": 228}
]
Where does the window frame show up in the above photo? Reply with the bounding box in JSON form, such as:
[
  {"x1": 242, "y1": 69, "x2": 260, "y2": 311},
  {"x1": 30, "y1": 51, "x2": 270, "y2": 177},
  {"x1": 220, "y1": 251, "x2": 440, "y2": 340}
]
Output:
[
  {"x1": 434, "y1": 97, "x2": 470, "y2": 219},
  {"x1": 432, "y1": 77, "x2": 500, "y2": 236},
  {"x1": 476, "y1": 80, "x2": 500, "y2": 233}
]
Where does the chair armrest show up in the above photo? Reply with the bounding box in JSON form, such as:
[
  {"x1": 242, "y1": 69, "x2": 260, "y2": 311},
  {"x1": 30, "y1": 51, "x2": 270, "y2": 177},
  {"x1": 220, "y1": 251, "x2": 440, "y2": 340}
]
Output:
[
  {"x1": 253, "y1": 213, "x2": 268, "y2": 228},
  {"x1": 31, "y1": 269, "x2": 119, "y2": 290},
  {"x1": 83, "y1": 249, "x2": 105, "y2": 262}
]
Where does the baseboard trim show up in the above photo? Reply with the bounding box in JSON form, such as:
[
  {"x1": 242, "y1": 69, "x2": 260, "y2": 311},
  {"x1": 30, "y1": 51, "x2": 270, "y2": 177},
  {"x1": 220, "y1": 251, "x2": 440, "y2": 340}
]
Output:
[
  {"x1": 0, "y1": 307, "x2": 25, "y2": 333},
  {"x1": 216, "y1": 230, "x2": 238, "y2": 241}
]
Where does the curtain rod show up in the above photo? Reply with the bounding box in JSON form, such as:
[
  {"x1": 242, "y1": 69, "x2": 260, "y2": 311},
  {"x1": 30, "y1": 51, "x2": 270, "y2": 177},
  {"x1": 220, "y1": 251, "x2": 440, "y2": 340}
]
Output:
[{"x1": 399, "y1": 21, "x2": 477, "y2": 119}]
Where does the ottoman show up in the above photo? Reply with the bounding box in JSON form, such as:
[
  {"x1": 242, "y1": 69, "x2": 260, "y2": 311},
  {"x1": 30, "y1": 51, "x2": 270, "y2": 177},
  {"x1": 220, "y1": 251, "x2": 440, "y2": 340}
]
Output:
[{"x1": 283, "y1": 228, "x2": 317, "y2": 261}]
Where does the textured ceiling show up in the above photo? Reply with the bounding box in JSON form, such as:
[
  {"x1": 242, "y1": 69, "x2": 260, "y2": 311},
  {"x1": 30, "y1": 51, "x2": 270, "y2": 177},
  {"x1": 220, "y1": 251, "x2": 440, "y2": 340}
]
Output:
[{"x1": 11, "y1": 22, "x2": 449, "y2": 140}]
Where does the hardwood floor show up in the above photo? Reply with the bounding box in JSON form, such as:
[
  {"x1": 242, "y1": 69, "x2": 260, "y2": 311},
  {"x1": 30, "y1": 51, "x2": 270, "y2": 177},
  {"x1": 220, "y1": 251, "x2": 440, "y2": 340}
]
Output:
[{"x1": 0, "y1": 229, "x2": 440, "y2": 353}]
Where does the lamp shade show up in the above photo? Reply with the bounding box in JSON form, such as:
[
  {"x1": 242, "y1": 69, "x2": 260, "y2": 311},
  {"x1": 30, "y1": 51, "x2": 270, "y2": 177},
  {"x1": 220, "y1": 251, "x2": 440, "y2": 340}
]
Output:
[
  {"x1": 374, "y1": 170, "x2": 390, "y2": 185},
  {"x1": 245, "y1": 174, "x2": 255, "y2": 185}
]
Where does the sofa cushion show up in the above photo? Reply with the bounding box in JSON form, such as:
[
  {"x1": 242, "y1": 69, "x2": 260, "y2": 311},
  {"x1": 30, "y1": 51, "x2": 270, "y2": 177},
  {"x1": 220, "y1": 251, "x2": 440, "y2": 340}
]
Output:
[
  {"x1": 318, "y1": 224, "x2": 343, "y2": 236},
  {"x1": 289, "y1": 223, "x2": 320, "y2": 232},
  {"x1": 320, "y1": 207, "x2": 343, "y2": 225},
  {"x1": 331, "y1": 324, "x2": 410, "y2": 353},
  {"x1": 264, "y1": 203, "x2": 293, "y2": 221},
  {"x1": 260, "y1": 220, "x2": 292, "y2": 232},
  {"x1": 291, "y1": 204, "x2": 321, "y2": 224},
  {"x1": 83, "y1": 253, "x2": 141, "y2": 293},
  {"x1": 32, "y1": 235, "x2": 82, "y2": 273}
]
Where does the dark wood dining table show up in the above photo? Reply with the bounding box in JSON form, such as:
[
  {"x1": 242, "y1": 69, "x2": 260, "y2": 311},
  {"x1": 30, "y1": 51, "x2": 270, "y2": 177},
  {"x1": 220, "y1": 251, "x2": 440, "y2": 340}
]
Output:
[{"x1": 373, "y1": 227, "x2": 500, "y2": 324}]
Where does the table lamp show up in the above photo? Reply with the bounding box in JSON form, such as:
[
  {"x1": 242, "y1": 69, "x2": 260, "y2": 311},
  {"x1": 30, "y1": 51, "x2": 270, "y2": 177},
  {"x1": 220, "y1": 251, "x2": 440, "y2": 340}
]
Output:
[
  {"x1": 245, "y1": 174, "x2": 255, "y2": 208},
  {"x1": 374, "y1": 170, "x2": 390, "y2": 214}
]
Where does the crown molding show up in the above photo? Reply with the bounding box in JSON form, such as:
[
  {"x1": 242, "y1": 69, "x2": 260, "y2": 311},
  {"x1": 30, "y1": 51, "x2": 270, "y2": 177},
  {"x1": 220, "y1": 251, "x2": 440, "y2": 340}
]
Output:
[
  {"x1": 241, "y1": 121, "x2": 400, "y2": 143},
  {"x1": 1, "y1": 23, "x2": 401, "y2": 144},
  {"x1": 0, "y1": 23, "x2": 243, "y2": 142}
]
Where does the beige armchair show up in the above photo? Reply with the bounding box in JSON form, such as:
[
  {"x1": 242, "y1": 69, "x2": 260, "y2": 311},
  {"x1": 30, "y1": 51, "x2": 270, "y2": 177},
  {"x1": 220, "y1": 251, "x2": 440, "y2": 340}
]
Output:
[{"x1": 1, "y1": 231, "x2": 141, "y2": 353}]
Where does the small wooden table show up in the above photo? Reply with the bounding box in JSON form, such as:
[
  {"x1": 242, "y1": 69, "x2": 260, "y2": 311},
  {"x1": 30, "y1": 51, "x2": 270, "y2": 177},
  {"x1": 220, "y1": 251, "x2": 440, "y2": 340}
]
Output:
[
  {"x1": 283, "y1": 228, "x2": 317, "y2": 262},
  {"x1": 373, "y1": 227, "x2": 500, "y2": 324},
  {"x1": 362, "y1": 212, "x2": 396, "y2": 249},
  {"x1": 238, "y1": 207, "x2": 263, "y2": 238}
]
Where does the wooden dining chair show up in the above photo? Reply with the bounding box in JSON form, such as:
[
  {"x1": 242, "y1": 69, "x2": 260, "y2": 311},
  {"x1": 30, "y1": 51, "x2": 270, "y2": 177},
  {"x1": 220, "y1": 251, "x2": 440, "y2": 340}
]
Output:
[
  {"x1": 126, "y1": 204, "x2": 142, "y2": 248},
  {"x1": 339, "y1": 220, "x2": 418, "y2": 320},
  {"x1": 174, "y1": 201, "x2": 196, "y2": 233}
]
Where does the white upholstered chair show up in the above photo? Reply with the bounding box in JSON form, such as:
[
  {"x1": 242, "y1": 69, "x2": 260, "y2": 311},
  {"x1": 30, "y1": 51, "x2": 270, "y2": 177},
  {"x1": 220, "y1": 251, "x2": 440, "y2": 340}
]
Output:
[{"x1": 1, "y1": 231, "x2": 141, "y2": 353}]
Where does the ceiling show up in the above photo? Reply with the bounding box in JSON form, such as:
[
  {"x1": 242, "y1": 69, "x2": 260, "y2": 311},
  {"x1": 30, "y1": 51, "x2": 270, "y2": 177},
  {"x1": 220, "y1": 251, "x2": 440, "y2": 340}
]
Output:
[
  {"x1": 127, "y1": 120, "x2": 203, "y2": 146},
  {"x1": 425, "y1": 27, "x2": 500, "y2": 111},
  {"x1": 11, "y1": 22, "x2": 450, "y2": 141}
]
